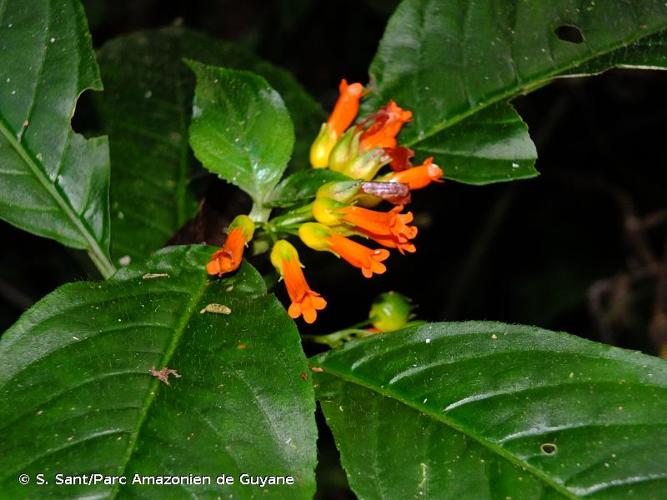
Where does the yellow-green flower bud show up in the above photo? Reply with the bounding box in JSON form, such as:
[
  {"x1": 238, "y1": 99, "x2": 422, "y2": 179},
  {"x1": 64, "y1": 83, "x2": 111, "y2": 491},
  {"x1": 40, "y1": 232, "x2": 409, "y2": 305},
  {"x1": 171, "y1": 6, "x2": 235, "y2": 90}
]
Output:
[
  {"x1": 369, "y1": 291, "x2": 413, "y2": 332},
  {"x1": 310, "y1": 123, "x2": 339, "y2": 168},
  {"x1": 228, "y1": 214, "x2": 255, "y2": 241},
  {"x1": 342, "y1": 148, "x2": 391, "y2": 180},
  {"x1": 329, "y1": 128, "x2": 361, "y2": 173},
  {"x1": 270, "y1": 239, "x2": 299, "y2": 271},
  {"x1": 316, "y1": 180, "x2": 362, "y2": 204},
  {"x1": 312, "y1": 197, "x2": 345, "y2": 226},
  {"x1": 298, "y1": 222, "x2": 333, "y2": 251}
]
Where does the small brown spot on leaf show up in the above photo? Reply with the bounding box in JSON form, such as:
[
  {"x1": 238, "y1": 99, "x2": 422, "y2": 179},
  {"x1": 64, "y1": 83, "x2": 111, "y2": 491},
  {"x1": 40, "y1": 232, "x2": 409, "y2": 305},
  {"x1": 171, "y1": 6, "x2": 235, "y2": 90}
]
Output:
[
  {"x1": 237, "y1": 343, "x2": 247, "y2": 350},
  {"x1": 150, "y1": 366, "x2": 181, "y2": 385},
  {"x1": 200, "y1": 303, "x2": 231, "y2": 315},
  {"x1": 300, "y1": 372, "x2": 308, "y2": 381}
]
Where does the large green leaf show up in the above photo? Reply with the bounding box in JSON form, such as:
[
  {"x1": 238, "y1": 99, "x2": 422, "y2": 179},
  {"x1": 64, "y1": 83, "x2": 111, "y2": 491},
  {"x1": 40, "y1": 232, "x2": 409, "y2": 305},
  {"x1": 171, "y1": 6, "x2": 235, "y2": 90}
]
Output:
[
  {"x1": 0, "y1": 0, "x2": 113, "y2": 276},
  {"x1": 368, "y1": 0, "x2": 667, "y2": 184},
  {"x1": 313, "y1": 322, "x2": 667, "y2": 499},
  {"x1": 0, "y1": 245, "x2": 317, "y2": 498},
  {"x1": 188, "y1": 61, "x2": 295, "y2": 216},
  {"x1": 413, "y1": 102, "x2": 537, "y2": 184},
  {"x1": 96, "y1": 27, "x2": 323, "y2": 263}
]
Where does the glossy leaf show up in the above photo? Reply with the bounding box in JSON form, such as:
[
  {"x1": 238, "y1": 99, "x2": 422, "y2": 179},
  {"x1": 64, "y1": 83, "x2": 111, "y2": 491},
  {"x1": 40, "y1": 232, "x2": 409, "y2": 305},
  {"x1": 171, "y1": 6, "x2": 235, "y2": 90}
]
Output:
[
  {"x1": 96, "y1": 27, "x2": 323, "y2": 263},
  {"x1": 368, "y1": 0, "x2": 667, "y2": 184},
  {"x1": 566, "y1": 30, "x2": 667, "y2": 75},
  {"x1": 267, "y1": 169, "x2": 352, "y2": 208},
  {"x1": 0, "y1": 245, "x2": 317, "y2": 498},
  {"x1": 413, "y1": 102, "x2": 537, "y2": 185},
  {"x1": 313, "y1": 322, "x2": 667, "y2": 499},
  {"x1": 0, "y1": 0, "x2": 113, "y2": 276},
  {"x1": 188, "y1": 61, "x2": 295, "y2": 210}
]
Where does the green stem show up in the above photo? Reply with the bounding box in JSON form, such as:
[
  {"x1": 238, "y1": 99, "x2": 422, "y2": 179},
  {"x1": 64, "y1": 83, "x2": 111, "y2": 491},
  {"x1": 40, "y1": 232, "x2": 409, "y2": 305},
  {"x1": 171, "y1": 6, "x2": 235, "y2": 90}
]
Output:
[
  {"x1": 249, "y1": 202, "x2": 271, "y2": 223},
  {"x1": 269, "y1": 203, "x2": 314, "y2": 228},
  {"x1": 87, "y1": 248, "x2": 116, "y2": 279},
  {"x1": 303, "y1": 328, "x2": 376, "y2": 348}
]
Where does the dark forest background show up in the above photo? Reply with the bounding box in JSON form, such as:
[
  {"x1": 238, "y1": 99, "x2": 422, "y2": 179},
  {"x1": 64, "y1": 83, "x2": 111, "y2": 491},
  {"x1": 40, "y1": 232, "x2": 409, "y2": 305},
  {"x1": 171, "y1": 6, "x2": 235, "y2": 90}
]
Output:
[{"x1": 1, "y1": 2, "x2": 666, "y2": 495}]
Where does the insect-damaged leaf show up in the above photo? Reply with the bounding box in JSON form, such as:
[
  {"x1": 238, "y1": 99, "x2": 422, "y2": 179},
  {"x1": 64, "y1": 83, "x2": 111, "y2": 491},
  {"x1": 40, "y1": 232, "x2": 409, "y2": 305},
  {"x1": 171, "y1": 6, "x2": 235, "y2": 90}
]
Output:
[
  {"x1": 368, "y1": 0, "x2": 667, "y2": 184},
  {"x1": 0, "y1": 0, "x2": 113, "y2": 276}
]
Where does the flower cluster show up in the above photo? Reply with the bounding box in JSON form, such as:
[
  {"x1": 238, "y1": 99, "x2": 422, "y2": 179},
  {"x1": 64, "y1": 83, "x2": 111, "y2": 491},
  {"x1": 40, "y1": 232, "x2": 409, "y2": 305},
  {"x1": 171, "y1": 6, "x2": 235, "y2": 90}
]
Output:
[{"x1": 206, "y1": 80, "x2": 443, "y2": 323}]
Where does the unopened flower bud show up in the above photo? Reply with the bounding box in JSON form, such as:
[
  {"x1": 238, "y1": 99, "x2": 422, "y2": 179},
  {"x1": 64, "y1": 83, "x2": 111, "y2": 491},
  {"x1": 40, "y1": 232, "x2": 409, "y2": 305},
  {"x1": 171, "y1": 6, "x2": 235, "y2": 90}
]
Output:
[{"x1": 369, "y1": 291, "x2": 413, "y2": 332}]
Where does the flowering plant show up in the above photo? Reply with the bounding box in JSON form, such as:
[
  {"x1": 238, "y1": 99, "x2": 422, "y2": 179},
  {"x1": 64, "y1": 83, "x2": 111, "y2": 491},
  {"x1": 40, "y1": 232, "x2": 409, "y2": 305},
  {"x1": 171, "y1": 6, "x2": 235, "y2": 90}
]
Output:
[{"x1": 1, "y1": 1, "x2": 667, "y2": 498}]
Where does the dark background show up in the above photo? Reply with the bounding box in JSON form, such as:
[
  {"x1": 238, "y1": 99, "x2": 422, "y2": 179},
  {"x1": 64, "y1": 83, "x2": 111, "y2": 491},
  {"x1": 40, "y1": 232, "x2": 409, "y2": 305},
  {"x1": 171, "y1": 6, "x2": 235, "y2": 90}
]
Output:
[{"x1": 1, "y1": 1, "x2": 666, "y2": 497}]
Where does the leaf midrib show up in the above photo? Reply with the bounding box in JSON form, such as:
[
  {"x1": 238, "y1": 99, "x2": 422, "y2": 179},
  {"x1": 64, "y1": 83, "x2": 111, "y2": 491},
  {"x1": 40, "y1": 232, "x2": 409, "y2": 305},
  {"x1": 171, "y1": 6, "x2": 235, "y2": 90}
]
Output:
[
  {"x1": 109, "y1": 274, "x2": 210, "y2": 498},
  {"x1": 315, "y1": 363, "x2": 578, "y2": 499},
  {"x1": 0, "y1": 117, "x2": 115, "y2": 277},
  {"x1": 399, "y1": 17, "x2": 667, "y2": 149}
]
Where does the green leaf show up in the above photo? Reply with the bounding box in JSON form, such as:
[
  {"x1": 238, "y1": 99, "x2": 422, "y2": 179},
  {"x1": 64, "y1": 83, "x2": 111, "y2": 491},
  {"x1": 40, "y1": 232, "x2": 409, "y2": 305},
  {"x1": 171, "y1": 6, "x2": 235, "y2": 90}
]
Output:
[
  {"x1": 414, "y1": 102, "x2": 537, "y2": 185},
  {"x1": 313, "y1": 322, "x2": 667, "y2": 499},
  {"x1": 96, "y1": 27, "x2": 323, "y2": 264},
  {"x1": 188, "y1": 61, "x2": 295, "y2": 212},
  {"x1": 368, "y1": 0, "x2": 667, "y2": 184},
  {"x1": 566, "y1": 30, "x2": 667, "y2": 75},
  {"x1": 267, "y1": 169, "x2": 352, "y2": 208},
  {"x1": 250, "y1": 60, "x2": 324, "y2": 170},
  {"x1": 0, "y1": 245, "x2": 317, "y2": 498},
  {"x1": 0, "y1": 0, "x2": 113, "y2": 277}
]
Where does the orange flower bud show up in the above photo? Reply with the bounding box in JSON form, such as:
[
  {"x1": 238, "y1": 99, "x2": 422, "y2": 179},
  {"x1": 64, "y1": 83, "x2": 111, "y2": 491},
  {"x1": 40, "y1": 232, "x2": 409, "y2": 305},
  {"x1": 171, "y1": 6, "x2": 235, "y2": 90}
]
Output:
[
  {"x1": 328, "y1": 79, "x2": 364, "y2": 135},
  {"x1": 271, "y1": 240, "x2": 326, "y2": 324},
  {"x1": 385, "y1": 157, "x2": 443, "y2": 190},
  {"x1": 206, "y1": 215, "x2": 255, "y2": 277}
]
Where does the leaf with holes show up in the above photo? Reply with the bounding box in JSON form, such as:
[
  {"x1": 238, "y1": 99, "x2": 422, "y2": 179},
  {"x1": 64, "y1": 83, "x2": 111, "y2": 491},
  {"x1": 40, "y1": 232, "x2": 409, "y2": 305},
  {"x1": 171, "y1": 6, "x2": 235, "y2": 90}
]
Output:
[
  {"x1": 313, "y1": 322, "x2": 667, "y2": 499},
  {"x1": 0, "y1": 245, "x2": 317, "y2": 498},
  {"x1": 0, "y1": 0, "x2": 113, "y2": 276},
  {"x1": 188, "y1": 61, "x2": 295, "y2": 214},
  {"x1": 96, "y1": 27, "x2": 323, "y2": 263},
  {"x1": 367, "y1": 0, "x2": 667, "y2": 184}
]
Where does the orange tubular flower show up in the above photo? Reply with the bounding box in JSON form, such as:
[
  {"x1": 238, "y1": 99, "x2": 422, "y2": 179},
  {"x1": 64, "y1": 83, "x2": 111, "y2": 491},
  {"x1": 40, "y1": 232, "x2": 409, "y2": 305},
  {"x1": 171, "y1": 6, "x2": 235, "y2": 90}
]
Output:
[
  {"x1": 386, "y1": 157, "x2": 444, "y2": 190},
  {"x1": 339, "y1": 205, "x2": 417, "y2": 244},
  {"x1": 328, "y1": 80, "x2": 365, "y2": 135},
  {"x1": 299, "y1": 223, "x2": 390, "y2": 278},
  {"x1": 360, "y1": 101, "x2": 413, "y2": 151},
  {"x1": 312, "y1": 197, "x2": 417, "y2": 253},
  {"x1": 364, "y1": 233, "x2": 416, "y2": 254},
  {"x1": 310, "y1": 80, "x2": 364, "y2": 168},
  {"x1": 271, "y1": 241, "x2": 326, "y2": 324},
  {"x1": 207, "y1": 215, "x2": 255, "y2": 277}
]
